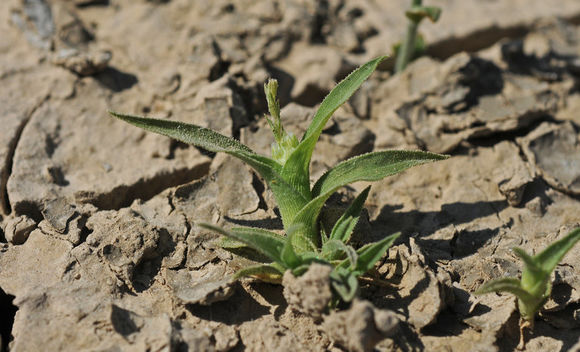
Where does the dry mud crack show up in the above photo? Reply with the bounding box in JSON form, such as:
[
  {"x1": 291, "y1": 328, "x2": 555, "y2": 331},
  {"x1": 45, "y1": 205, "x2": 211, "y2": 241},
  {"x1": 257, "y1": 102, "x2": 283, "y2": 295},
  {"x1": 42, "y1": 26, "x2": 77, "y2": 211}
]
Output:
[{"x1": 2, "y1": 1, "x2": 580, "y2": 351}]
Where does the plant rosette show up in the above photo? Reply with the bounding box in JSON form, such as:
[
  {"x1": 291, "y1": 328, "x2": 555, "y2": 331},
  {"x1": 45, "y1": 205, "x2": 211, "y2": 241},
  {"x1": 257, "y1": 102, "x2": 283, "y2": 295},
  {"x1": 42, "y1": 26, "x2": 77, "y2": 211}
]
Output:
[
  {"x1": 476, "y1": 227, "x2": 580, "y2": 349},
  {"x1": 110, "y1": 56, "x2": 447, "y2": 304}
]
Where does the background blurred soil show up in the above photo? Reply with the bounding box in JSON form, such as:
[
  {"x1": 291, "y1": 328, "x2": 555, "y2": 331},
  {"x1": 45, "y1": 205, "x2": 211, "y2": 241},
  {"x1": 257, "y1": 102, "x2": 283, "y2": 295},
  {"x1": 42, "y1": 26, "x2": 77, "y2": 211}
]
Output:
[{"x1": 1, "y1": 0, "x2": 580, "y2": 351}]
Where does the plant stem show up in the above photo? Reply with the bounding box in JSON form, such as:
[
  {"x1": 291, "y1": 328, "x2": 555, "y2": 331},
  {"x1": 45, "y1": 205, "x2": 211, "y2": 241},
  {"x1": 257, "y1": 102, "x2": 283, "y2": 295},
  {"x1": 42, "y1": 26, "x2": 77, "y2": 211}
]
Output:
[{"x1": 395, "y1": 0, "x2": 422, "y2": 73}]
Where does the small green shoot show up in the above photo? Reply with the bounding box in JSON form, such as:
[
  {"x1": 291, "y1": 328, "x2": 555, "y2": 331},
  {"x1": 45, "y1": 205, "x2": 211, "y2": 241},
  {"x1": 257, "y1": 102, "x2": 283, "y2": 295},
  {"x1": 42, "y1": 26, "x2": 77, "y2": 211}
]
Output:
[
  {"x1": 394, "y1": 0, "x2": 442, "y2": 73},
  {"x1": 475, "y1": 227, "x2": 580, "y2": 349},
  {"x1": 109, "y1": 56, "x2": 447, "y2": 302}
]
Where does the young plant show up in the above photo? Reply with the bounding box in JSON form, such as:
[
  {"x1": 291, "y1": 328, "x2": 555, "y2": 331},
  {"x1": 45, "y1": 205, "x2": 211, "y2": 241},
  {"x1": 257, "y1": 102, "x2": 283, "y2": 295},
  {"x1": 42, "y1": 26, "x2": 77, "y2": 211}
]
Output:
[
  {"x1": 475, "y1": 227, "x2": 580, "y2": 349},
  {"x1": 394, "y1": 0, "x2": 441, "y2": 73},
  {"x1": 109, "y1": 56, "x2": 447, "y2": 302}
]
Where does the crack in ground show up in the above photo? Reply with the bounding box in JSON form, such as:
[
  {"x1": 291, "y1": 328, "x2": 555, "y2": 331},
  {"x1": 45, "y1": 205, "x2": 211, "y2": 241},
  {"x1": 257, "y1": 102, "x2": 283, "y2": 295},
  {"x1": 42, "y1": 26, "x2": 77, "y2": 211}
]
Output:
[
  {"x1": 79, "y1": 163, "x2": 211, "y2": 211},
  {"x1": 1, "y1": 95, "x2": 49, "y2": 215}
]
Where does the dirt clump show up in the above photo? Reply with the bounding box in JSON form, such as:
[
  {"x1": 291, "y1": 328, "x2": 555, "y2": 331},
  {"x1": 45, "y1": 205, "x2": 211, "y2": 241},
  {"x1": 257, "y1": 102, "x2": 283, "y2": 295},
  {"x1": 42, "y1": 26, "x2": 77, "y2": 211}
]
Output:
[
  {"x1": 323, "y1": 299, "x2": 398, "y2": 352},
  {"x1": 282, "y1": 263, "x2": 333, "y2": 320}
]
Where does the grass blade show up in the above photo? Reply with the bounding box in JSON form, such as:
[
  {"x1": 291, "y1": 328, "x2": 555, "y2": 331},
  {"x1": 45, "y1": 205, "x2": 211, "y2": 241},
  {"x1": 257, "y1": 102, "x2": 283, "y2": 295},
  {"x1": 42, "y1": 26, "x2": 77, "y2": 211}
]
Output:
[
  {"x1": 329, "y1": 186, "x2": 370, "y2": 243},
  {"x1": 199, "y1": 223, "x2": 284, "y2": 263},
  {"x1": 312, "y1": 150, "x2": 448, "y2": 198}
]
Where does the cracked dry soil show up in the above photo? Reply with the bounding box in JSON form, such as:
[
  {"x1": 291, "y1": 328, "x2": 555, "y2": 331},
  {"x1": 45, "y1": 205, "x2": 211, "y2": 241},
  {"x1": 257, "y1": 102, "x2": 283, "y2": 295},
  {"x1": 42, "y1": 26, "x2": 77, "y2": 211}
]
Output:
[{"x1": 1, "y1": 1, "x2": 580, "y2": 351}]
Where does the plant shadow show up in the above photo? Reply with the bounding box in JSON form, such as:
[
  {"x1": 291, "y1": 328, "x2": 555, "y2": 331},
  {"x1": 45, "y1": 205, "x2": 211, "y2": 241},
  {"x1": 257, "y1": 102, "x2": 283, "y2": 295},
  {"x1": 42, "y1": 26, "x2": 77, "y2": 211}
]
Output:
[{"x1": 371, "y1": 200, "x2": 507, "y2": 257}]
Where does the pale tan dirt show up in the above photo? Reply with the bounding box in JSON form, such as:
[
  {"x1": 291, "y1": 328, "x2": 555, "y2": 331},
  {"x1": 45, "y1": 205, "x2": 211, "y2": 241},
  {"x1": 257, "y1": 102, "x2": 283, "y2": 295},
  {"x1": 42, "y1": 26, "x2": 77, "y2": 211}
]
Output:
[{"x1": 1, "y1": 1, "x2": 580, "y2": 351}]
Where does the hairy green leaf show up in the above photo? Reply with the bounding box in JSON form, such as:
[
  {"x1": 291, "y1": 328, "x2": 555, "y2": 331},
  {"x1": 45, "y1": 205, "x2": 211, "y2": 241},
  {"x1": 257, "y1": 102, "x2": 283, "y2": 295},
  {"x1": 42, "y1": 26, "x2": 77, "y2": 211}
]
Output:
[
  {"x1": 302, "y1": 56, "x2": 387, "y2": 142},
  {"x1": 513, "y1": 247, "x2": 546, "y2": 295},
  {"x1": 109, "y1": 111, "x2": 254, "y2": 155},
  {"x1": 220, "y1": 227, "x2": 288, "y2": 263},
  {"x1": 109, "y1": 111, "x2": 308, "y2": 228},
  {"x1": 475, "y1": 277, "x2": 536, "y2": 307},
  {"x1": 293, "y1": 151, "x2": 445, "y2": 246},
  {"x1": 350, "y1": 232, "x2": 400, "y2": 275},
  {"x1": 220, "y1": 237, "x2": 272, "y2": 263},
  {"x1": 329, "y1": 186, "x2": 370, "y2": 243},
  {"x1": 512, "y1": 247, "x2": 542, "y2": 273},
  {"x1": 199, "y1": 223, "x2": 284, "y2": 263},
  {"x1": 234, "y1": 263, "x2": 285, "y2": 283},
  {"x1": 533, "y1": 227, "x2": 580, "y2": 275},
  {"x1": 322, "y1": 240, "x2": 358, "y2": 267},
  {"x1": 281, "y1": 225, "x2": 304, "y2": 268},
  {"x1": 313, "y1": 150, "x2": 448, "y2": 198},
  {"x1": 330, "y1": 268, "x2": 359, "y2": 302},
  {"x1": 281, "y1": 56, "x2": 387, "y2": 199}
]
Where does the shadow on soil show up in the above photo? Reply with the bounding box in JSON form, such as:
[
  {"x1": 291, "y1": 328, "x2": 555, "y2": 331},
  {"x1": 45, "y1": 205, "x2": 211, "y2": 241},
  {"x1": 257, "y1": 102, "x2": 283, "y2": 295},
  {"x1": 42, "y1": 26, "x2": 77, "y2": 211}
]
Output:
[
  {"x1": 374, "y1": 199, "x2": 507, "y2": 236},
  {"x1": 186, "y1": 283, "x2": 272, "y2": 324},
  {"x1": 0, "y1": 287, "x2": 17, "y2": 352},
  {"x1": 95, "y1": 67, "x2": 138, "y2": 92}
]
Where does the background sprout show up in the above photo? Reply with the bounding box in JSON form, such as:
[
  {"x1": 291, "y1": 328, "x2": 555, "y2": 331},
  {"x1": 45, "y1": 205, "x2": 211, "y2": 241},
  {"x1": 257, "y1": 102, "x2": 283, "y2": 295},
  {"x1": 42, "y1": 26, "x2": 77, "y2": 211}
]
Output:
[
  {"x1": 110, "y1": 56, "x2": 447, "y2": 302},
  {"x1": 394, "y1": 0, "x2": 442, "y2": 73},
  {"x1": 475, "y1": 227, "x2": 580, "y2": 349}
]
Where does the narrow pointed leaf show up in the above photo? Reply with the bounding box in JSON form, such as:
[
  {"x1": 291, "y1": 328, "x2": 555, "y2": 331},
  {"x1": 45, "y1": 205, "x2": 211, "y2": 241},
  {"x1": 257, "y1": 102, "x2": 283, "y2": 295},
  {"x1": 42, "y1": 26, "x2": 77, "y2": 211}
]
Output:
[
  {"x1": 281, "y1": 56, "x2": 387, "y2": 198},
  {"x1": 199, "y1": 223, "x2": 284, "y2": 263},
  {"x1": 329, "y1": 186, "x2": 370, "y2": 243},
  {"x1": 330, "y1": 268, "x2": 359, "y2": 302},
  {"x1": 281, "y1": 225, "x2": 304, "y2": 268},
  {"x1": 220, "y1": 237, "x2": 272, "y2": 263},
  {"x1": 350, "y1": 232, "x2": 400, "y2": 275},
  {"x1": 293, "y1": 151, "x2": 445, "y2": 247},
  {"x1": 512, "y1": 247, "x2": 547, "y2": 294},
  {"x1": 475, "y1": 277, "x2": 536, "y2": 305},
  {"x1": 220, "y1": 227, "x2": 288, "y2": 263},
  {"x1": 322, "y1": 240, "x2": 358, "y2": 267},
  {"x1": 302, "y1": 56, "x2": 387, "y2": 142},
  {"x1": 109, "y1": 111, "x2": 254, "y2": 155},
  {"x1": 321, "y1": 226, "x2": 329, "y2": 245},
  {"x1": 533, "y1": 227, "x2": 580, "y2": 274},
  {"x1": 231, "y1": 227, "x2": 287, "y2": 241},
  {"x1": 291, "y1": 227, "x2": 318, "y2": 254},
  {"x1": 289, "y1": 194, "x2": 333, "y2": 248},
  {"x1": 109, "y1": 111, "x2": 308, "y2": 227},
  {"x1": 234, "y1": 263, "x2": 285, "y2": 283},
  {"x1": 313, "y1": 150, "x2": 448, "y2": 198},
  {"x1": 512, "y1": 247, "x2": 542, "y2": 273}
]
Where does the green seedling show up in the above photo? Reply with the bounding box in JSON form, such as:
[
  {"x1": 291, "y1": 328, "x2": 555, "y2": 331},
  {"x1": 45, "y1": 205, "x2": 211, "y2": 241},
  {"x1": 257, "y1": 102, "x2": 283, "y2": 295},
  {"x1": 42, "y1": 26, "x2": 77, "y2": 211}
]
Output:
[
  {"x1": 109, "y1": 56, "x2": 447, "y2": 302},
  {"x1": 394, "y1": 0, "x2": 441, "y2": 73},
  {"x1": 475, "y1": 227, "x2": 580, "y2": 349}
]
